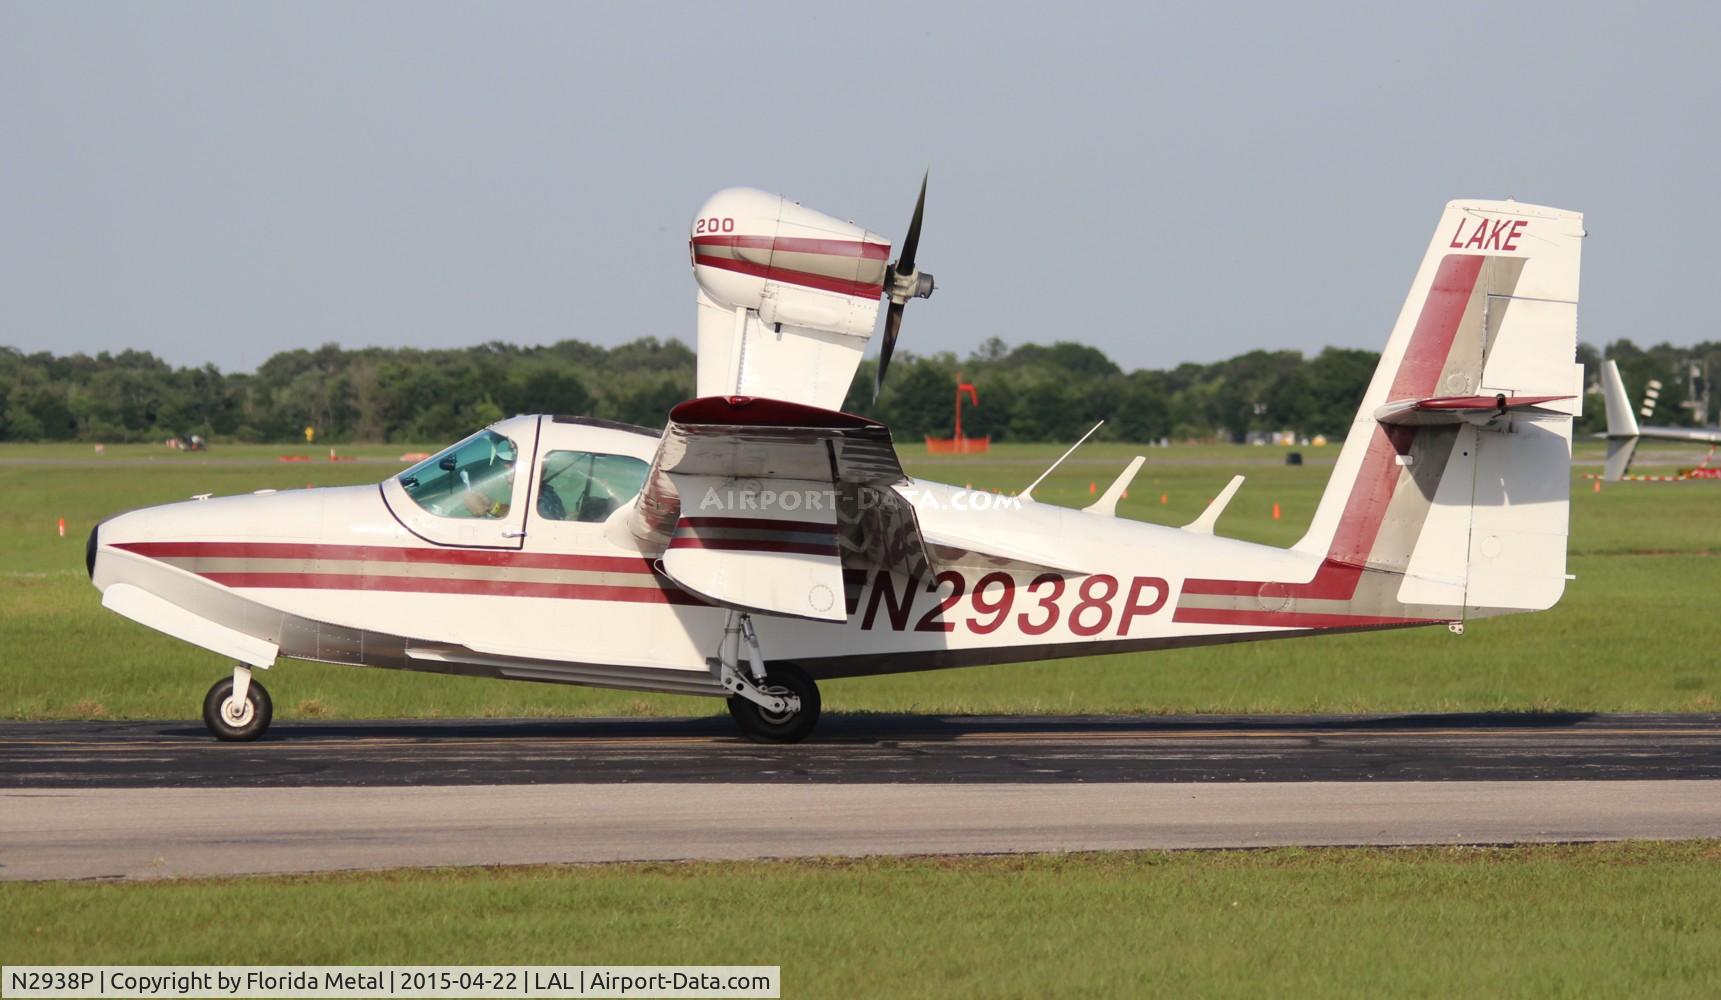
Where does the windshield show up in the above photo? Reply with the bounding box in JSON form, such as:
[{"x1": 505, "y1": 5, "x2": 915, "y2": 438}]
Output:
[{"x1": 397, "y1": 429, "x2": 519, "y2": 519}]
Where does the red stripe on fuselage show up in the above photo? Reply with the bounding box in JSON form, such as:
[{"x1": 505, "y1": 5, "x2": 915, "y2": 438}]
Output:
[
  {"x1": 113, "y1": 540, "x2": 696, "y2": 604},
  {"x1": 197, "y1": 572, "x2": 702, "y2": 605},
  {"x1": 691, "y1": 253, "x2": 885, "y2": 299},
  {"x1": 678, "y1": 516, "x2": 833, "y2": 533},
  {"x1": 1176, "y1": 254, "x2": 1485, "y2": 619},
  {"x1": 1170, "y1": 608, "x2": 1441, "y2": 629},
  {"x1": 667, "y1": 537, "x2": 840, "y2": 557},
  {"x1": 113, "y1": 541, "x2": 660, "y2": 574},
  {"x1": 691, "y1": 235, "x2": 890, "y2": 259}
]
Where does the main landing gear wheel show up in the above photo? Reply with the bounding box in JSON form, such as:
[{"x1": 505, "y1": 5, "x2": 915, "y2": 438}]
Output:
[
  {"x1": 202, "y1": 674, "x2": 272, "y2": 741},
  {"x1": 727, "y1": 663, "x2": 820, "y2": 744}
]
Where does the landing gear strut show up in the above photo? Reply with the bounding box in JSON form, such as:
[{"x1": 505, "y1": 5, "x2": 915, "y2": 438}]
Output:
[
  {"x1": 202, "y1": 665, "x2": 273, "y2": 741},
  {"x1": 715, "y1": 613, "x2": 821, "y2": 743}
]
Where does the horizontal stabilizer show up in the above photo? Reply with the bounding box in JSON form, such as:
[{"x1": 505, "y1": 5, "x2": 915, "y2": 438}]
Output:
[{"x1": 1374, "y1": 394, "x2": 1574, "y2": 427}]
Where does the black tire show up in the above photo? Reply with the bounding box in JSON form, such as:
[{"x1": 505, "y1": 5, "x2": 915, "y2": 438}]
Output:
[
  {"x1": 726, "y1": 663, "x2": 820, "y2": 744},
  {"x1": 202, "y1": 675, "x2": 273, "y2": 741}
]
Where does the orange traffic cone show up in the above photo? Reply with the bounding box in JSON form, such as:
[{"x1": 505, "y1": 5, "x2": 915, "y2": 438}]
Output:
[
  {"x1": 1089, "y1": 481, "x2": 1097, "y2": 495},
  {"x1": 57, "y1": 518, "x2": 65, "y2": 538}
]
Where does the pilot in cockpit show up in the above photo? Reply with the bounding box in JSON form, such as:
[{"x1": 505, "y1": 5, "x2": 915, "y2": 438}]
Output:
[
  {"x1": 396, "y1": 430, "x2": 518, "y2": 520},
  {"x1": 461, "y1": 460, "x2": 514, "y2": 518}
]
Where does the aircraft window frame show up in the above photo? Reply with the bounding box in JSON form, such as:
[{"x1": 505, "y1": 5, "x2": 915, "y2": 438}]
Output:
[
  {"x1": 396, "y1": 429, "x2": 521, "y2": 520},
  {"x1": 535, "y1": 450, "x2": 650, "y2": 524}
]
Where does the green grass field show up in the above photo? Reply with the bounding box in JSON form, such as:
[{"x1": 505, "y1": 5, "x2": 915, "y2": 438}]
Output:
[
  {"x1": 4, "y1": 843, "x2": 1719, "y2": 996},
  {"x1": 0, "y1": 438, "x2": 1717, "y2": 720},
  {"x1": 3, "y1": 442, "x2": 1718, "y2": 989}
]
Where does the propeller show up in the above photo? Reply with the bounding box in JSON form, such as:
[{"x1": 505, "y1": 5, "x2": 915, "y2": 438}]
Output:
[{"x1": 873, "y1": 172, "x2": 936, "y2": 401}]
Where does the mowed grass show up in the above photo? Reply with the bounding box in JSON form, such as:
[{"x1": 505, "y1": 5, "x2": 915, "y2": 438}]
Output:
[
  {"x1": 1, "y1": 439, "x2": 1718, "y2": 720},
  {"x1": 3, "y1": 843, "x2": 1720, "y2": 997}
]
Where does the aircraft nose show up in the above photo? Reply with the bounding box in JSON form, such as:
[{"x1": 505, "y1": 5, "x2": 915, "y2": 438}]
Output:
[{"x1": 86, "y1": 521, "x2": 100, "y2": 580}]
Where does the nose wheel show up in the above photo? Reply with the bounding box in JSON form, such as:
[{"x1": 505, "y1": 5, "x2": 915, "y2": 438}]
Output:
[{"x1": 202, "y1": 666, "x2": 273, "y2": 741}]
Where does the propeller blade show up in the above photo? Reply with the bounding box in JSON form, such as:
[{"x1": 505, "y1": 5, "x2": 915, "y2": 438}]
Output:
[
  {"x1": 873, "y1": 301, "x2": 905, "y2": 401},
  {"x1": 896, "y1": 172, "x2": 927, "y2": 277}
]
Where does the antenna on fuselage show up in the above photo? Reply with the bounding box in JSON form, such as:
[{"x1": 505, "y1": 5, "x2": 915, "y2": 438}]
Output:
[{"x1": 1020, "y1": 421, "x2": 1104, "y2": 502}]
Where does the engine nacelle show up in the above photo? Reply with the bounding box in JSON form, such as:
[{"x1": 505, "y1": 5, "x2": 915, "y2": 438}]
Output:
[
  {"x1": 691, "y1": 189, "x2": 894, "y2": 408},
  {"x1": 691, "y1": 189, "x2": 890, "y2": 339}
]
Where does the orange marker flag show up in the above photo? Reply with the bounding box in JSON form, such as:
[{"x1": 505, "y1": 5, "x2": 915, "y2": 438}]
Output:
[
  {"x1": 57, "y1": 518, "x2": 66, "y2": 537},
  {"x1": 1159, "y1": 493, "x2": 1168, "y2": 505},
  {"x1": 1593, "y1": 478, "x2": 1601, "y2": 493},
  {"x1": 1089, "y1": 481, "x2": 1097, "y2": 495},
  {"x1": 1272, "y1": 502, "x2": 1282, "y2": 520}
]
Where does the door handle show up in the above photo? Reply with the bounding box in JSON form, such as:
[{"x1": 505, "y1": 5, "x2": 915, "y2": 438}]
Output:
[{"x1": 501, "y1": 529, "x2": 527, "y2": 539}]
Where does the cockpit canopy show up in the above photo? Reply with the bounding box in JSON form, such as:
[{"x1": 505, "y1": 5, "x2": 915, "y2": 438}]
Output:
[
  {"x1": 383, "y1": 414, "x2": 658, "y2": 548},
  {"x1": 398, "y1": 429, "x2": 519, "y2": 519}
]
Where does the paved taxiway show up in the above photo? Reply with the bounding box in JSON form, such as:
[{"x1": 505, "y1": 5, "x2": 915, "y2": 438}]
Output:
[{"x1": 3, "y1": 713, "x2": 1718, "y2": 881}]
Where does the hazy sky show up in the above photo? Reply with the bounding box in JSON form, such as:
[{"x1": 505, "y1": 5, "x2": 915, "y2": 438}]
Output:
[{"x1": 2, "y1": 2, "x2": 1715, "y2": 374}]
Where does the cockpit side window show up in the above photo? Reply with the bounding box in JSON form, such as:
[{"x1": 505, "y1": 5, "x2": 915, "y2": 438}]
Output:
[
  {"x1": 397, "y1": 430, "x2": 519, "y2": 519},
  {"x1": 537, "y1": 451, "x2": 649, "y2": 523}
]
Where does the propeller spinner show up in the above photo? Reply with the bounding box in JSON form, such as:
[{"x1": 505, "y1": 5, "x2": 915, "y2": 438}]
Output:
[{"x1": 874, "y1": 173, "x2": 936, "y2": 400}]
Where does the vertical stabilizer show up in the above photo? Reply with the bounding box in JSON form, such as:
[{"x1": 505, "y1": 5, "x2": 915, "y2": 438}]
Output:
[
  {"x1": 1296, "y1": 200, "x2": 1583, "y2": 616},
  {"x1": 1601, "y1": 360, "x2": 1641, "y2": 438},
  {"x1": 1600, "y1": 359, "x2": 1642, "y2": 481},
  {"x1": 1604, "y1": 437, "x2": 1640, "y2": 482},
  {"x1": 1165, "y1": 200, "x2": 1585, "y2": 633}
]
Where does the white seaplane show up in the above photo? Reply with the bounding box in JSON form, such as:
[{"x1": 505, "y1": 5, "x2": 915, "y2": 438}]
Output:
[{"x1": 88, "y1": 182, "x2": 1586, "y2": 742}]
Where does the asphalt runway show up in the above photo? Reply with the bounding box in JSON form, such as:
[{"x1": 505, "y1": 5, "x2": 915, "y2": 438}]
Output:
[
  {"x1": 4, "y1": 713, "x2": 1719, "y2": 787},
  {"x1": 4, "y1": 713, "x2": 1719, "y2": 881}
]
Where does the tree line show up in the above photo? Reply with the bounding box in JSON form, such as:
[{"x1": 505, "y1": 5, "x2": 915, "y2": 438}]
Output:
[{"x1": 1, "y1": 336, "x2": 1715, "y2": 445}]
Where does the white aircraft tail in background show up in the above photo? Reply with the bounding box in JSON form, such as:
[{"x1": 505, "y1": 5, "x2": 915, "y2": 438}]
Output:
[{"x1": 1599, "y1": 359, "x2": 1721, "y2": 480}]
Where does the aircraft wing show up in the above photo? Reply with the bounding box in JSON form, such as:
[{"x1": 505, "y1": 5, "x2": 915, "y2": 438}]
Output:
[{"x1": 631, "y1": 396, "x2": 931, "y2": 622}]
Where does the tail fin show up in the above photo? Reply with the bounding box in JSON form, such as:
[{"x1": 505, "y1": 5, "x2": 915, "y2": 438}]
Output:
[
  {"x1": 1601, "y1": 359, "x2": 1641, "y2": 438},
  {"x1": 1604, "y1": 436, "x2": 1640, "y2": 482},
  {"x1": 1600, "y1": 359, "x2": 1641, "y2": 481},
  {"x1": 1295, "y1": 200, "x2": 1585, "y2": 617}
]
